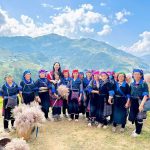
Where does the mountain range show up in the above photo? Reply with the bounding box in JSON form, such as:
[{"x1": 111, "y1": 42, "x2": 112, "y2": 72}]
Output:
[{"x1": 0, "y1": 34, "x2": 149, "y2": 83}]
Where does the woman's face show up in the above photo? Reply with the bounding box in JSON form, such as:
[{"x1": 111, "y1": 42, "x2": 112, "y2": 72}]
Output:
[
  {"x1": 94, "y1": 74, "x2": 99, "y2": 80},
  {"x1": 6, "y1": 76, "x2": 13, "y2": 84},
  {"x1": 73, "y1": 72, "x2": 78, "y2": 78},
  {"x1": 25, "y1": 74, "x2": 31, "y2": 81},
  {"x1": 79, "y1": 74, "x2": 84, "y2": 80},
  {"x1": 64, "y1": 72, "x2": 69, "y2": 78},
  {"x1": 118, "y1": 74, "x2": 125, "y2": 82},
  {"x1": 126, "y1": 75, "x2": 132, "y2": 84},
  {"x1": 86, "y1": 72, "x2": 92, "y2": 79},
  {"x1": 39, "y1": 73, "x2": 46, "y2": 78},
  {"x1": 54, "y1": 63, "x2": 60, "y2": 71},
  {"x1": 133, "y1": 72, "x2": 142, "y2": 81},
  {"x1": 101, "y1": 73, "x2": 108, "y2": 81},
  {"x1": 55, "y1": 74, "x2": 60, "y2": 80}
]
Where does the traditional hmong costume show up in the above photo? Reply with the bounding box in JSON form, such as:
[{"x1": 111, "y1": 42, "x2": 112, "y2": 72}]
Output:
[
  {"x1": 68, "y1": 70, "x2": 83, "y2": 120},
  {"x1": 61, "y1": 70, "x2": 71, "y2": 117},
  {"x1": 50, "y1": 80, "x2": 63, "y2": 120},
  {"x1": 19, "y1": 70, "x2": 37, "y2": 104},
  {"x1": 129, "y1": 69, "x2": 149, "y2": 135},
  {"x1": 35, "y1": 70, "x2": 52, "y2": 119},
  {"x1": 79, "y1": 72, "x2": 86, "y2": 116},
  {"x1": 0, "y1": 80, "x2": 19, "y2": 130},
  {"x1": 87, "y1": 78, "x2": 101, "y2": 125},
  {"x1": 107, "y1": 71, "x2": 116, "y2": 124},
  {"x1": 88, "y1": 72, "x2": 114, "y2": 126},
  {"x1": 83, "y1": 72, "x2": 92, "y2": 119},
  {"x1": 113, "y1": 81, "x2": 130, "y2": 128},
  {"x1": 98, "y1": 78, "x2": 114, "y2": 125}
]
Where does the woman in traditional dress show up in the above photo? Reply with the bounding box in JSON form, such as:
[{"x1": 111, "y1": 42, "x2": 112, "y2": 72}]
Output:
[
  {"x1": 111, "y1": 72, "x2": 130, "y2": 132},
  {"x1": 87, "y1": 71, "x2": 101, "y2": 126},
  {"x1": 19, "y1": 70, "x2": 37, "y2": 104},
  {"x1": 83, "y1": 70, "x2": 92, "y2": 120},
  {"x1": 0, "y1": 74, "x2": 19, "y2": 132},
  {"x1": 79, "y1": 72, "x2": 86, "y2": 117},
  {"x1": 35, "y1": 69, "x2": 52, "y2": 120},
  {"x1": 68, "y1": 70, "x2": 83, "y2": 122},
  {"x1": 61, "y1": 69, "x2": 71, "y2": 118},
  {"x1": 129, "y1": 69, "x2": 149, "y2": 137}
]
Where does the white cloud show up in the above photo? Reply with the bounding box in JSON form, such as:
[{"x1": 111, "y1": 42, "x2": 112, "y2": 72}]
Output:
[
  {"x1": 115, "y1": 9, "x2": 131, "y2": 24},
  {"x1": 97, "y1": 25, "x2": 112, "y2": 36},
  {"x1": 41, "y1": 3, "x2": 62, "y2": 10},
  {"x1": 100, "y1": 2, "x2": 106, "y2": 7},
  {"x1": 80, "y1": 27, "x2": 94, "y2": 33},
  {"x1": 120, "y1": 31, "x2": 150, "y2": 56},
  {"x1": 0, "y1": 10, "x2": 6, "y2": 25},
  {"x1": 0, "y1": 4, "x2": 110, "y2": 38},
  {"x1": 81, "y1": 4, "x2": 93, "y2": 10}
]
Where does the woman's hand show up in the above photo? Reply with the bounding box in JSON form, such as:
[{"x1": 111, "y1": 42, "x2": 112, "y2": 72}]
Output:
[
  {"x1": 139, "y1": 104, "x2": 144, "y2": 112},
  {"x1": 51, "y1": 80, "x2": 57, "y2": 84},
  {"x1": 125, "y1": 100, "x2": 131, "y2": 108},
  {"x1": 35, "y1": 96, "x2": 41, "y2": 103},
  {"x1": 92, "y1": 90, "x2": 99, "y2": 94},
  {"x1": 78, "y1": 96, "x2": 82, "y2": 102},
  {"x1": 108, "y1": 98, "x2": 113, "y2": 105},
  {"x1": 139, "y1": 95, "x2": 148, "y2": 112}
]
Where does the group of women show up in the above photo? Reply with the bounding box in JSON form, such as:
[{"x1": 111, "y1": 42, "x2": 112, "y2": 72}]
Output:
[{"x1": 0, "y1": 62, "x2": 149, "y2": 138}]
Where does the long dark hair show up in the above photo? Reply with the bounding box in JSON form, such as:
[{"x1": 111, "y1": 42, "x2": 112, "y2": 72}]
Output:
[{"x1": 52, "y1": 62, "x2": 62, "y2": 79}]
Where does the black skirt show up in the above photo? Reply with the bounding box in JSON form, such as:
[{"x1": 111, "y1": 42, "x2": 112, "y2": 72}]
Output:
[
  {"x1": 113, "y1": 96, "x2": 128, "y2": 125},
  {"x1": 90, "y1": 94, "x2": 106, "y2": 122},
  {"x1": 129, "y1": 97, "x2": 146, "y2": 123},
  {"x1": 39, "y1": 91, "x2": 50, "y2": 112},
  {"x1": 68, "y1": 91, "x2": 80, "y2": 115}
]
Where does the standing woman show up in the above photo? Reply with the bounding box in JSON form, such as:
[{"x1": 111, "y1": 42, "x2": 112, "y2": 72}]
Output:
[
  {"x1": 98, "y1": 72, "x2": 114, "y2": 129},
  {"x1": 68, "y1": 70, "x2": 83, "y2": 122},
  {"x1": 79, "y1": 72, "x2": 86, "y2": 117},
  {"x1": 47, "y1": 62, "x2": 62, "y2": 82},
  {"x1": 107, "y1": 71, "x2": 116, "y2": 124},
  {"x1": 19, "y1": 70, "x2": 37, "y2": 104},
  {"x1": 35, "y1": 69, "x2": 52, "y2": 120},
  {"x1": 87, "y1": 71, "x2": 101, "y2": 126},
  {"x1": 129, "y1": 69, "x2": 149, "y2": 137},
  {"x1": 111, "y1": 72, "x2": 130, "y2": 132},
  {"x1": 61, "y1": 69, "x2": 71, "y2": 118},
  {"x1": 83, "y1": 70, "x2": 92, "y2": 120},
  {"x1": 0, "y1": 74, "x2": 19, "y2": 132}
]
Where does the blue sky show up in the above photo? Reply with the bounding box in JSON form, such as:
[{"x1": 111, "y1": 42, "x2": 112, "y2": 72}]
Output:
[{"x1": 0, "y1": 0, "x2": 150, "y2": 56}]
